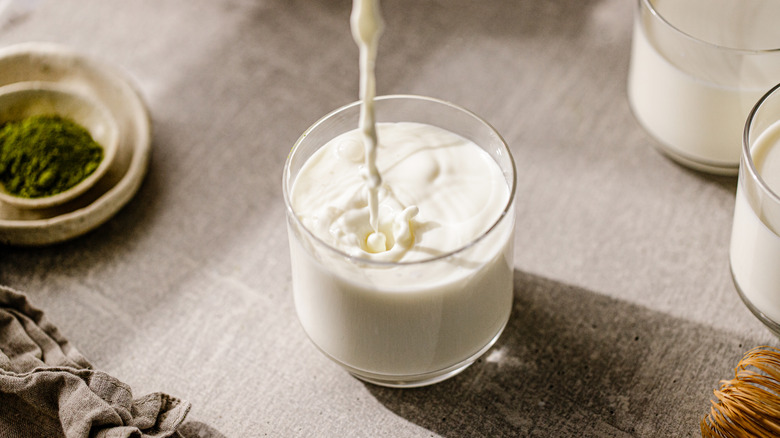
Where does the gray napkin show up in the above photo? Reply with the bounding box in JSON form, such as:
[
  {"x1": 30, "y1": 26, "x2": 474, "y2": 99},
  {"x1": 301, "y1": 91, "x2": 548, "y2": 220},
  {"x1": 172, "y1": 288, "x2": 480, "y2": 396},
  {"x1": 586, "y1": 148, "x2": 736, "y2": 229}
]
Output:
[{"x1": 0, "y1": 285, "x2": 191, "y2": 438}]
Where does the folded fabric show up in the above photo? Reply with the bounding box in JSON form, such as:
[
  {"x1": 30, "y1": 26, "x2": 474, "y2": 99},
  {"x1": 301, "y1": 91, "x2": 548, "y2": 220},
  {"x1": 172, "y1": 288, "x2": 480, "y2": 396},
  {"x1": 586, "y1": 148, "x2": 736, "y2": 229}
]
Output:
[{"x1": 0, "y1": 285, "x2": 190, "y2": 438}]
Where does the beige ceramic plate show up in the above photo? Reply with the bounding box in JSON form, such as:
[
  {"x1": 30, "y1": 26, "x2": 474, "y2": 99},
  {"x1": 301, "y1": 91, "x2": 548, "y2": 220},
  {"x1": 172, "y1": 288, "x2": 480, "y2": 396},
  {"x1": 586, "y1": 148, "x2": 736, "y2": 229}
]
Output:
[
  {"x1": 0, "y1": 42, "x2": 151, "y2": 246},
  {"x1": 0, "y1": 82, "x2": 120, "y2": 209}
]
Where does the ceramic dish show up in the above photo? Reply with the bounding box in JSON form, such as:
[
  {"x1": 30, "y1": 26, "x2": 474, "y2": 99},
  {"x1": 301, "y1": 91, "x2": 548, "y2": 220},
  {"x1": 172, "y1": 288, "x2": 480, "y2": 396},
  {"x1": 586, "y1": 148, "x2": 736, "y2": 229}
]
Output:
[
  {"x1": 0, "y1": 81, "x2": 120, "y2": 209},
  {"x1": 0, "y1": 42, "x2": 151, "y2": 246}
]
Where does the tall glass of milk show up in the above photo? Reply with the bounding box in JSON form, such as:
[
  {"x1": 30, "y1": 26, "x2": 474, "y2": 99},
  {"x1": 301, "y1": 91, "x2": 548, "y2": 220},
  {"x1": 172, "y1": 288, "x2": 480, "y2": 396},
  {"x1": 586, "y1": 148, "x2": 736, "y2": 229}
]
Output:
[
  {"x1": 283, "y1": 95, "x2": 517, "y2": 387},
  {"x1": 627, "y1": 0, "x2": 780, "y2": 175},
  {"x1": 730, "y1": 83, "x2": 780, "y2": 336}
]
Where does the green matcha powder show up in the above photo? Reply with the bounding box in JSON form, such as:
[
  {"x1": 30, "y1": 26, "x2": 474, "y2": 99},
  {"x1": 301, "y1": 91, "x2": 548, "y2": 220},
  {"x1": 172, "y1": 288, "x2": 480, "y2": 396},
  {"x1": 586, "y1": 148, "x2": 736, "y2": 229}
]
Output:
[{"x1": 0, "y1": 115, "x2": 104, "y2": 199}]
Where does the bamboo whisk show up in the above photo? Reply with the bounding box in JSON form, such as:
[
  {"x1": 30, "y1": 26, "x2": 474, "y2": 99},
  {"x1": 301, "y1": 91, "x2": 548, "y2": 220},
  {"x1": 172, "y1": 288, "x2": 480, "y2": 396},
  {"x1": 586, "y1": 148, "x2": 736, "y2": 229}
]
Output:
[{"x1": 702, "y1": 346, "x2": 780, "y2": 437}]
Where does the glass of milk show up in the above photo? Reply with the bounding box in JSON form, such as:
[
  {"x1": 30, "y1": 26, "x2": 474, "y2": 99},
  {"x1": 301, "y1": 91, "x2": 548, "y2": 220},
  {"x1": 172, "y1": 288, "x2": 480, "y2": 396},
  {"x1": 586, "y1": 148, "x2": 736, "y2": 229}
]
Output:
[
  {"x1": 283, "y1": 95, "x2": 516, "y2": 388},
  {"x1": 730, "y1": 83, "x2": 780, "y2": 336},
  {"x1": 627, "y1": 0, "x2": 780, "y2": 175}
]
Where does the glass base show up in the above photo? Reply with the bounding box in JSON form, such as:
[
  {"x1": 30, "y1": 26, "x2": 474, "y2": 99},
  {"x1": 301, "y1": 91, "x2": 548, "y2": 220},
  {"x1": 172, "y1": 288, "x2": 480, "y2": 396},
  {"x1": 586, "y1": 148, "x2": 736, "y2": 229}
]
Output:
[
  {"x1": 731, "y1": 265, "x2": 780, "y2": 338},
  {"x1": 627, "y1": 99, "x2": 739, "y2": 176},
  {"x1": 348, "y1": 357, "x2": 477, "y2": 388},
  {"x1": 329, "y1": 319, "x2": 509, "y2": 388}
]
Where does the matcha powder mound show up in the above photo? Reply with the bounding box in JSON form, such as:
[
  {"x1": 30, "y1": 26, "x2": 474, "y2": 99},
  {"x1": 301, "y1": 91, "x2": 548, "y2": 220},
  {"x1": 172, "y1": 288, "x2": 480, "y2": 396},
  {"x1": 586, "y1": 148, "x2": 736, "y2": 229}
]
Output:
[{"x1": 0, "y1": 115, "x2": 104, "y2": 199}]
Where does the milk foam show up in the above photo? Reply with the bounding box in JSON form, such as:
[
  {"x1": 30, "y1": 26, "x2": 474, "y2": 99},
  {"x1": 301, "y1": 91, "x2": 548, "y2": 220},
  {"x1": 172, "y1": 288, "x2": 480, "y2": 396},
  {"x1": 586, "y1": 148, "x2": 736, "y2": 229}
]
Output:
[{"x1": 291, "y1": 122, "x2": 510, "y2": 262}]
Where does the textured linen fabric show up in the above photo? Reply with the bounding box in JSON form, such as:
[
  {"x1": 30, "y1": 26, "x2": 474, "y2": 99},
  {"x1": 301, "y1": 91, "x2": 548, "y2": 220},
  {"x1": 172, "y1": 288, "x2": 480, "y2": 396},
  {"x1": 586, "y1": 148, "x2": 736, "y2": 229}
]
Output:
[{"x1": 0, "y1": 285, "x2": 190, "y2": 438}]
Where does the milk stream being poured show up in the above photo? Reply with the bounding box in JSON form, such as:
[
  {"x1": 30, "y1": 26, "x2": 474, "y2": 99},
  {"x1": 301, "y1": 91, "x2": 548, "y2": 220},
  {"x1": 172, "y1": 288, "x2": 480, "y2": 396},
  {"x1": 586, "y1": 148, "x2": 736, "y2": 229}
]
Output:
[
  {"x1": 351, "y1": 0, "x2": 384, "y2": 244},
  {"x1": 287, "y1": 0, "x2": 514, "y2": 382}
]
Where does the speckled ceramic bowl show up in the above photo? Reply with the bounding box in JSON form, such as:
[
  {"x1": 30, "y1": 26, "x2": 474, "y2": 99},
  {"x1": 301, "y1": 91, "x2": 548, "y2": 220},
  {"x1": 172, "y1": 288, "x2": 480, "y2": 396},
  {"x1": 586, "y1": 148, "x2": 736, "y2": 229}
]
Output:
[{"x1": 0, "y1": 81, "x2": 119, "y2": 209}]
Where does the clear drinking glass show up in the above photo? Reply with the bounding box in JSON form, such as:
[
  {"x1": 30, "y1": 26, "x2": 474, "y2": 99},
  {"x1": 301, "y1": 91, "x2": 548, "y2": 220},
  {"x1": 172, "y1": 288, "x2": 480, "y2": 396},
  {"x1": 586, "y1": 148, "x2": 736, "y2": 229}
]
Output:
[
  {"x1": 283, "y1": 95, "x2": 517, "y2": 388},
  {"x1": 730, "y1": 83, "x2": 780, "y2": 336},
  {"x1": 627, "y1": 0, "x2": 780, "y2": 175}
]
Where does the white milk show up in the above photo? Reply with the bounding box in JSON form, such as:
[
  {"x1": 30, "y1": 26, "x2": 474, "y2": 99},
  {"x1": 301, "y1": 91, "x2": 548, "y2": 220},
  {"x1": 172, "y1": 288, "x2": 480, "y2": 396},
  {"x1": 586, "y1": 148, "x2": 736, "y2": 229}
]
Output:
[
  {"x1": 628, "y1": 13, "x2": 762, "y2": 169},
  {"x1": 289, "y1": 122, "x2": 514, "y2": 377},
  {"x1": 730, "y1": 120, "x2": 780, "y2": 323},
  {"x1": 627, "y1": 0, "x2": 780, "y2": 172}
]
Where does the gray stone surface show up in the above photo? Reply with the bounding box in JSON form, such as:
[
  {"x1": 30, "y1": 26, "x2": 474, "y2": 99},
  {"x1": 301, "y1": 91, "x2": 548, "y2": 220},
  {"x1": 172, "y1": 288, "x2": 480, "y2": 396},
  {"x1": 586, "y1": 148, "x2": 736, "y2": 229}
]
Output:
[{"x1": 1, "y1": 0, "x2": 776, "y2": 436}]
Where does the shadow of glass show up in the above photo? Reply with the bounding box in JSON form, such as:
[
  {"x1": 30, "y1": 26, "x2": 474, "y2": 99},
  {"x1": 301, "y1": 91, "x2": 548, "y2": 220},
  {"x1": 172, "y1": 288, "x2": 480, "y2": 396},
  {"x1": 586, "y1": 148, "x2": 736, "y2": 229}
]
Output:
[{"x1": 365, "y1": 269, "x2": 764, "y2": 437}]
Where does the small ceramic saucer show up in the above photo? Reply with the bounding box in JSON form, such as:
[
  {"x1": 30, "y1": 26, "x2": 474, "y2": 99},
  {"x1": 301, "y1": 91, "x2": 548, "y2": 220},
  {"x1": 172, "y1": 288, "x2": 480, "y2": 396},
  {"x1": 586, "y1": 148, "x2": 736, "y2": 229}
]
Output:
[{"x1": 0, "y1": 42, "x2": 151, "y2": 246}]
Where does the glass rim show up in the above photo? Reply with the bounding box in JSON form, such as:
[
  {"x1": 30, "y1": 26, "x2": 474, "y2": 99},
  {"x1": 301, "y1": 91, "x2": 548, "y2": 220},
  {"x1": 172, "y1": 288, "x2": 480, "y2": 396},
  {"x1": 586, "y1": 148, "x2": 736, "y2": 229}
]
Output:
[
  {"x1": 282, "y1": 94, "x2": 518, "y2": 268},
  {"x1": 743, "y1": 82, "x2": 780, "y2": 204},
  {"x1": 640, "y1": 0, "x2": 780, "y2": 54}
]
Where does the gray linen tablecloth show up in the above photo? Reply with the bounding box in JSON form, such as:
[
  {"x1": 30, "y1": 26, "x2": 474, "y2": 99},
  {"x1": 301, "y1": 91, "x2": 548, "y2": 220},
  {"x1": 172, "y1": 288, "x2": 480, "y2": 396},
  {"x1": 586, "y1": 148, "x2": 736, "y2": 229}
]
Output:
[{"x1": 0, "y1": 0, "x2": 777, "y2": 436}]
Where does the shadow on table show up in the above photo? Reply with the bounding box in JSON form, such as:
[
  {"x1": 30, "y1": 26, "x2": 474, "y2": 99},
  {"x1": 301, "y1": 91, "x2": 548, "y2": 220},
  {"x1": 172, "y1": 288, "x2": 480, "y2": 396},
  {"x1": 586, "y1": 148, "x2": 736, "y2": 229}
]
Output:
[
  {"x1": 665, "y1": 156, "x2": 739, "y2": 197},
  {"x1": 365, "y1": 270, "x2": 765, "y2": 437},
  {"x1": 177, "y1": 421, "x2": 228, "y2": 438}
]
